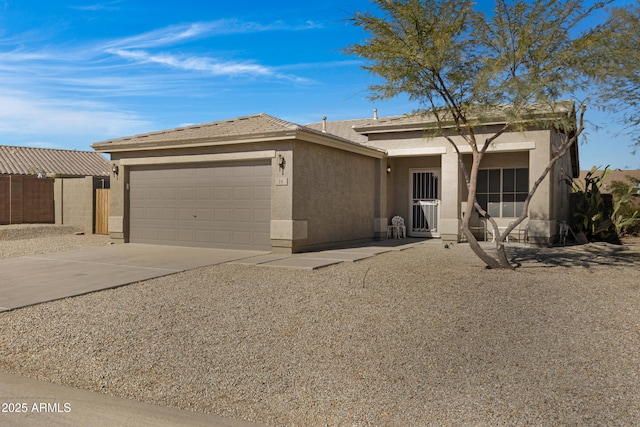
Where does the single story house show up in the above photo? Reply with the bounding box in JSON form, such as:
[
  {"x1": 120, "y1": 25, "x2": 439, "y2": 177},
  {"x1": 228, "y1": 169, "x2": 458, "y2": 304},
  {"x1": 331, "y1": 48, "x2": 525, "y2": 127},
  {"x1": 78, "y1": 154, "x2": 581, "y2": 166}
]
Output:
[
  {"x1": 0, "y1": 145, "x2": 111, "y2": 229},
  {"x1": 92, "y1": 103, "x2": 578, "y2": 252}
]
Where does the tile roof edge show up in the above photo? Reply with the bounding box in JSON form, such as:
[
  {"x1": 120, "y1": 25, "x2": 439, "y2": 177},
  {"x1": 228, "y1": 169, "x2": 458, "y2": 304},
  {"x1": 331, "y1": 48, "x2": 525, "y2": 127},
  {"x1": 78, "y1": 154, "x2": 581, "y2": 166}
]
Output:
[{"x1": 0, "y1": 144, "x2": 102, "y2": 154}]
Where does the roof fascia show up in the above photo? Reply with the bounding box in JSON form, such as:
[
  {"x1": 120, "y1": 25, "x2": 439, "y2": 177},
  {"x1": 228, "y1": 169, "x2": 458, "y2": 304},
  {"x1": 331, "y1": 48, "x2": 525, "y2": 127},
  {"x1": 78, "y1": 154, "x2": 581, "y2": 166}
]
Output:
[
  {"x1": 92, "y1": 130, "x2": 299, "y2": 153},
  {"x1": 354, "y1": 108, "x2": 575, "y2": 136},
  {"x1": 93, "y1": 128, "x2": 386, "y2": 159},
  {"x1": 295, "y1": 129, "x2": 386, "y2": 159}
]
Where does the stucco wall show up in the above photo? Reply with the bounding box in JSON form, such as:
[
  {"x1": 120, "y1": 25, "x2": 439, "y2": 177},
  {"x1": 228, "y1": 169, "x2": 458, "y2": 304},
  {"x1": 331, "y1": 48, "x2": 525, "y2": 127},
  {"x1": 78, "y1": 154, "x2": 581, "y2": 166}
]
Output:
[
  {"x1": 54, "y1": 177, "x2": 108, "y2": 234},
  {"x1": 291, "y1": 140, "x2": 377, "y2": 251},
  {"x1": 546, "y1": 129, "x2": 574, "y2": 242}
]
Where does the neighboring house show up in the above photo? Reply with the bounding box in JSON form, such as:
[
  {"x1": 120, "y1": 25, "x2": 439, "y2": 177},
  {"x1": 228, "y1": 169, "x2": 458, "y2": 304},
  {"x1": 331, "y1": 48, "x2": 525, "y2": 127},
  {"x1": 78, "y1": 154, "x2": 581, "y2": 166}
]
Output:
[
  {"x1": 0, "y1": 145, "x2": 110, "y2": 178},
  {"x1": 0, "y1": 145, "x2": 110, "y2": 230},
  {"x1": 92, "y1": 104, "x2": 578, "y2": 252}
]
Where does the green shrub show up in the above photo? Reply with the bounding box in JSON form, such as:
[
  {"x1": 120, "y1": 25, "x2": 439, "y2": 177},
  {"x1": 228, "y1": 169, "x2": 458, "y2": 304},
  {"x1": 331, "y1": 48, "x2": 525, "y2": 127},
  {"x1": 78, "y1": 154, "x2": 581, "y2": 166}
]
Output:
[{"x1": 566, "y1": 166, "x2": 640, "y2": 243}]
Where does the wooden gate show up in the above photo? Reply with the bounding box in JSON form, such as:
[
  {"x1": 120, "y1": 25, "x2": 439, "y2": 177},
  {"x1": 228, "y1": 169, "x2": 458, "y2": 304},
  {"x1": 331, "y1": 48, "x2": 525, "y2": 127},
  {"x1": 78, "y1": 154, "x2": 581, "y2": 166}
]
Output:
[{"x1": 95, "y1": 189, "x2": 110, "y2": 234}]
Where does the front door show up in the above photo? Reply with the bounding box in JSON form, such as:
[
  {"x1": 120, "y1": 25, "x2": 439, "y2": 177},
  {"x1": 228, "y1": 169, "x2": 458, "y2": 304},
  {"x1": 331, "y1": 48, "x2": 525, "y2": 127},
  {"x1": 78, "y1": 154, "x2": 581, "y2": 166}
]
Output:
[{"x1": 410, "y1": 169, "x2": 440, "y2": 237}]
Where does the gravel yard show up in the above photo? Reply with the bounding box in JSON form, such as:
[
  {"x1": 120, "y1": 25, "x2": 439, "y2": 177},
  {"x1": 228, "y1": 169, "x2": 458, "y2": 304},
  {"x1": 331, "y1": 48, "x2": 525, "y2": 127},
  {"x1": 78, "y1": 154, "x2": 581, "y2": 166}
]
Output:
[
  {"x1": 1, "y1": 226, "x2": 639, "y2": 426},
  {"x1": 0, "y1": 224, "x2": 111, "y2": 259}
]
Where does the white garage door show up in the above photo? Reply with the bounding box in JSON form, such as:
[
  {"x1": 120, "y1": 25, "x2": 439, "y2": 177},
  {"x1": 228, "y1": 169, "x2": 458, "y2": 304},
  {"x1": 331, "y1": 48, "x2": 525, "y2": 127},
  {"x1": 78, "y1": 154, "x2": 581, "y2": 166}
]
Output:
[{"x1": 129, "y1": 161, "x2": 271, "y2": 250}]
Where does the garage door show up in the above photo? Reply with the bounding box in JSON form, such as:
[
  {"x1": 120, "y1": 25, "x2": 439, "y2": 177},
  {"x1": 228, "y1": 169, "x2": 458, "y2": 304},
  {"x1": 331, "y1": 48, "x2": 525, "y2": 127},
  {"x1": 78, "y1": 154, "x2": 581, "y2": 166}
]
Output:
[{"x1": 129, "y1": 161, "x2": 271, "y2": 250}]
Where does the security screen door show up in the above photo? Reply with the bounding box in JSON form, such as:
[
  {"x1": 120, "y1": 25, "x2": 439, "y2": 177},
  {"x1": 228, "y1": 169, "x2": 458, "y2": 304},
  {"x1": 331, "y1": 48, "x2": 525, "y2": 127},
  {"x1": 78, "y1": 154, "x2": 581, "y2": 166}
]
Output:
[{"x1": 410, "y1": 169, "x2": 440, "y2": 237}]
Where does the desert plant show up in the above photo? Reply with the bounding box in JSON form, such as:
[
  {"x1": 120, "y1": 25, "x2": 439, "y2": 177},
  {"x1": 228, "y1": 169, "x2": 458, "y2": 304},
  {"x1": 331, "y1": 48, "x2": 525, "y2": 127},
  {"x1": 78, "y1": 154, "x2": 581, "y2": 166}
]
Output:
[
  {"x1": 567, "y1": 166, "x2": 640, "y2": 242},
  {"x1": 610, "y1": 179, "x2": 640, "y2": 236},
  {"x1": 566, "y1": 166, "x2": 619, "y2": 243}
]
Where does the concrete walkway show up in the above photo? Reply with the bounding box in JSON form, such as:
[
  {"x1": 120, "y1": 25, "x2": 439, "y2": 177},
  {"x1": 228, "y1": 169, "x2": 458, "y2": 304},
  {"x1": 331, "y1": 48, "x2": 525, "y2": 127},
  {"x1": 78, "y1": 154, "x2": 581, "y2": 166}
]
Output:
[{"x1": 231, "y1": 238, "x2": 428, "y2": 270}]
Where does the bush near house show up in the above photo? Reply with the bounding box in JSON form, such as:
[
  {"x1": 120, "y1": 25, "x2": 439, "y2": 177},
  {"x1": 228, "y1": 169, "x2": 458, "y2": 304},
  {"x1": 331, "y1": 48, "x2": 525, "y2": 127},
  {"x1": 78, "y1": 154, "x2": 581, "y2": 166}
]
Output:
[
  {"x1": 610, "y1": 177, "x2": 640, "y2": 236},
  {"x1": 568, "y1": 167, "x2": 640, "y2": 243}
]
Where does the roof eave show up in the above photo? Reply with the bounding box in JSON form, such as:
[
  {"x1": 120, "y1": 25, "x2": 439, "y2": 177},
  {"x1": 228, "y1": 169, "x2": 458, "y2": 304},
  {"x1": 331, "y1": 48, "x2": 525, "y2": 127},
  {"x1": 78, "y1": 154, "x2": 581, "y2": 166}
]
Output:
[
  {"x1": 354, "y1": 106, "x2": 576, "y2": 135},
  {"x1": 295, "y1": 129, "x2": 386, "y2": 159},
  {"x1": 93, "y1": 128, "x2": 386, "y2": 159},
  {"x1": 92, "y1": 130, "x2": 300, "y2": 153}
]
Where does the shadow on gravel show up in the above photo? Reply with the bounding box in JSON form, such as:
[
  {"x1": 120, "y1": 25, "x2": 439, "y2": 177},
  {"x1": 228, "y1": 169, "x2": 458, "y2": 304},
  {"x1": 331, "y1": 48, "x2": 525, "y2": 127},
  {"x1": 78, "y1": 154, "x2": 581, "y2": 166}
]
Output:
[{"x1": 507, "y1": 241, "x2": 640, "y2": 269}]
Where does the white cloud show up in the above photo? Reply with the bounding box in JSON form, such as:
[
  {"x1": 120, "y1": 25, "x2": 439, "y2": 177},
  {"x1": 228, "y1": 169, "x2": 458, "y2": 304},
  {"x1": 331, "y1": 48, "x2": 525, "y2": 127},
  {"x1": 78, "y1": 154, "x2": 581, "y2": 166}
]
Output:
[
  {"x1": 102, "y1": 19, "x2": 324, "y2": 50},
  {"x1": 108, "y1": 49, "x2": 281, "y2": 78},
  {"x1": 0, "y1": 91, "x2": 150, "y2": 139},
  {"x1": 69, "y1": 1, "x2": 122, "y2": 11},
  {"x1": 103, "y1": 22, "x2": 217, "y2": 50},
  {"x1": 103, "y1": 45, "x2": 315, "y2": 83}
]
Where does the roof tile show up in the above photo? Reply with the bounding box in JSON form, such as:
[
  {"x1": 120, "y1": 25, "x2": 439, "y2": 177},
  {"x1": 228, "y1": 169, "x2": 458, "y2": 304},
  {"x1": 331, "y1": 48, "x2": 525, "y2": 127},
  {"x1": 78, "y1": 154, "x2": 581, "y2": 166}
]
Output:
[{"x1": 0, "y1": 145, "x2": 110, "y2": 177}]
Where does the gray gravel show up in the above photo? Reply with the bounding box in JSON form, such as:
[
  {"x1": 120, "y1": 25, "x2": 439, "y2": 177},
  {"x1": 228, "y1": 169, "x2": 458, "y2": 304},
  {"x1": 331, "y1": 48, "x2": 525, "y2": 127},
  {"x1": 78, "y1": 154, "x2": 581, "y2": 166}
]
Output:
[
  {"x1": 1, "y1": 227, "x2": 639, "y2": 426},
  {"x1": 0, "y1": 224, "x2": 111, "y2": 259}
]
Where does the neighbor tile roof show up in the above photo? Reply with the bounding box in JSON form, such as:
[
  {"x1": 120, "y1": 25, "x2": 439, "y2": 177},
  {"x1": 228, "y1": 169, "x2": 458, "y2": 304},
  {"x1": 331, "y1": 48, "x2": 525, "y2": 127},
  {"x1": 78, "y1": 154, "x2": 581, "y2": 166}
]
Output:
[{"x1": 0, "y1": 145, "x2": 110, "y2": 177}]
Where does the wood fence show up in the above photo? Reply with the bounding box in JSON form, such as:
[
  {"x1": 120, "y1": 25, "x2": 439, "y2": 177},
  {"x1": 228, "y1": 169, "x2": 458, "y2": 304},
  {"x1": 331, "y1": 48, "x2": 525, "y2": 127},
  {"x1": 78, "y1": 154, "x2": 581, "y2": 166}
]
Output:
[{"x1": 95, "y1": 189, "x2": 110, "y2": 235}]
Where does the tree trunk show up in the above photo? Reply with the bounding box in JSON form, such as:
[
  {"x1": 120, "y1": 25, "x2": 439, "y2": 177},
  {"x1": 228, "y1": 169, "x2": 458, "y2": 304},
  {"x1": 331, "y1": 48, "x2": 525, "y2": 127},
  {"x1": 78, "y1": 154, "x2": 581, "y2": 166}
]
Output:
[{"x1": 462, "y1": 150, "x2": 513, "y2": 269}]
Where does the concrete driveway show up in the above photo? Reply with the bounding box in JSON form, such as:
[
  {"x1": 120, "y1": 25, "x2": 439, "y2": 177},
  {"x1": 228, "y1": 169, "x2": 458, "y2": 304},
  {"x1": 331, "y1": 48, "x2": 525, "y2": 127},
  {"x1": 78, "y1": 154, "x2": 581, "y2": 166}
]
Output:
[
  {"x1": 0, "y1": 239, "x2": 430, "y2": 312},
  {"x1": 0, "y1": 244, "x2": 267, "y2": 312}
]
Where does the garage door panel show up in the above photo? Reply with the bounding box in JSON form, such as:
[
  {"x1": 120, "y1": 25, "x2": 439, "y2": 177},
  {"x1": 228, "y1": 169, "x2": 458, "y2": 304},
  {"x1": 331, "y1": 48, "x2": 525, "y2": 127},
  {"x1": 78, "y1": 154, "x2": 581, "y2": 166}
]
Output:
[
  {"x1": 213, "y1": 230, "x2": 232, "y2": 245},
  {"x1": 234, "y1": 208, "x2": 252, "y2": 223},
  {"x1": 162, "y1": 188, "x2": 177, "y2": 200},
  {"x1": 145, "y1": 208, "x2": 161, "y2": 220},
  {"x1": 130, "y1": 161, "x2": 271, "y2": 250},
  {"x1": 161, "y1": 228, "x2": 177, "y2": 241},
  {"x1": 195, "y1": 230, "x2": 212, "y2": 243},
  {"x1": 161, "y1": 208, "x2": 177, "y2": 220},
  {"x1": 195, "y1": 209, "x2": 212, "y2": 220},
  {"x1": 233, "y1": 231, "x2": 252, "y2": 245},
  {"x1": 254, "y1": 232, "x2": 271, "y2": 247},
  {"x1": 234, "y1": 187, "x2": 253, "y2": 201},
  {"x1": 254, "y1": 208, "x2": 270, "y2": 223},
  {"x1": 178, "y1": 209, "x2": 195, "y2": 220},
  {"x1": 214, "y1": 187, "x2": 233, "y2": 200},
  {"x1": 178, "y1": 188, "x2": 194, "y2": 200},
  {"x1": 195, "y1": 188, "x2": 213, "y2": 200},
  {"x1": 214, "y1": 166, "x2": 233, "y2": 178},
  {"x1": 177, "y1": 229, "x2": 196, "y2": 243},
  {"x1": 254, "y1": 187, "x2": 270, "y2": 200},
  {"x1": 214, "y1": 208, "x2": 232, "y2": 221}
]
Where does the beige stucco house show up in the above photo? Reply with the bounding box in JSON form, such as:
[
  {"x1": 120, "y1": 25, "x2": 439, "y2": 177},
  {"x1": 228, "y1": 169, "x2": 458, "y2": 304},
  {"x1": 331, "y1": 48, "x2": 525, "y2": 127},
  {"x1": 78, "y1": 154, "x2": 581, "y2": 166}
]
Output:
[{"x1": 92, "y1": 104, "x2": 578, "y2": 253}]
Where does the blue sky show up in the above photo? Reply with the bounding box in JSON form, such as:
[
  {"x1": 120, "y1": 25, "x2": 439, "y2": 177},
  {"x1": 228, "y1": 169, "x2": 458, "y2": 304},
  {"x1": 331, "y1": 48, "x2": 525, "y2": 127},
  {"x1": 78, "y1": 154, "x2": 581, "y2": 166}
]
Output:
[{"x1": 0, "y1": 0, "x2": 637, "y2": 169}]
